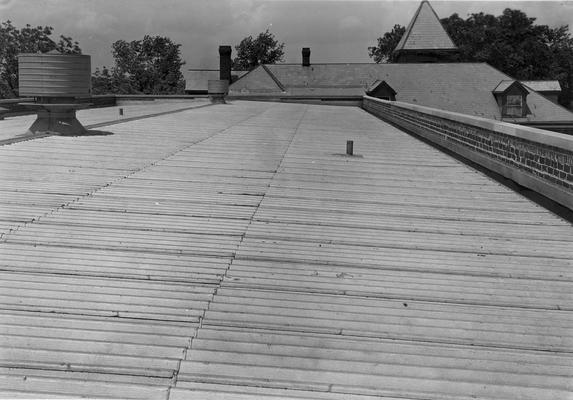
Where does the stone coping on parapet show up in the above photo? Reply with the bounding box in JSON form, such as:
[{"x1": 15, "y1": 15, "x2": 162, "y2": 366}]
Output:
[
  {"x1": 364, "y1": 95, "x2": 573, "y2": 151},
  {"x1": 363, "y1": 95, "x2": 573, "y2": 213}
]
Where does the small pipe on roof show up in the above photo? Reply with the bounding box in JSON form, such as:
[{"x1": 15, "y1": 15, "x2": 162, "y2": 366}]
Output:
[{"x1": 346, "y1": 140, "x2": 354, "y2": 156}]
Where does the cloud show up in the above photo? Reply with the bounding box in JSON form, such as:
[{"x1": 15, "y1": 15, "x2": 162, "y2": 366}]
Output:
[
  {"x1": 339, "y1": 15, "x2": 363, "y2": 30},
  {"x1": 230, "y1": 0, "x2": 268, "y2": 27},
  {"x1": 72, "y1": 8, "x2": 118, "y2": 33},
  {"x1": 2, "y1": 0, "x2": 572, "y2": 71},
  {"x1": 0, "y1": 0, "x2": 13, "y2": 10}
]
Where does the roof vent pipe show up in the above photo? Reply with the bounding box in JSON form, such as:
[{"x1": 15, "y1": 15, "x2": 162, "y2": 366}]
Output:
[
  {"x1": 302, "y1": 47, "x2": 310, "y2": 67},
  {"x1": 219, "y1": 45, "x2": 232, "y2": 82}
]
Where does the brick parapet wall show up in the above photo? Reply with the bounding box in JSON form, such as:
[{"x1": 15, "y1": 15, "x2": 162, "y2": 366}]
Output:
[{"x1": 363, "y1": 96, "x2": 573, "y2": 211}]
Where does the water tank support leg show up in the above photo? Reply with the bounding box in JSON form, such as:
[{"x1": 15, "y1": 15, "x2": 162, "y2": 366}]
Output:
[{"x1": 27, "y1": 107, "x2": 87, "y2": 136}]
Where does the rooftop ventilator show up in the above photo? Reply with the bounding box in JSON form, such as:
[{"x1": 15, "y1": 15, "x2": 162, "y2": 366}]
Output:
[{"x1": 18, "y1": 51, "x2": 91, "y2": 135}]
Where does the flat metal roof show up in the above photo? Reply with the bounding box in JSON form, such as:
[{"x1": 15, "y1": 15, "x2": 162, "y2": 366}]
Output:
[{"x1": 0, "y1": 101, "x2": 572, "y2": 399}]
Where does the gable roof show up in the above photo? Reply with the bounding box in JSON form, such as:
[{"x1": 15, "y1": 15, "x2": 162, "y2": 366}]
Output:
[
  {"x1": 394, "y1": 1, "x2": 457, "y2": 53},
  {"x1": 261, "y1": 65, "x2": 286, "y2": 91},
  {"x1": 230, "y1": 65, "x2": 285, "y2": 94},
  {"x1": 493, "y1": 80, "x2": 529, "y2": 95},
  {"x1": 229, "y1": 62, "x2": 573, "y2": 122},
  {"x1": 366, "y1": 80, "x2": 397, "y2": 96}
]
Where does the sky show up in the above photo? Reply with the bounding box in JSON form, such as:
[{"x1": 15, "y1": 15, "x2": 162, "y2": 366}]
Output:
[{"x1": 1, "y1": 0, "x2": 573, "y2": 72}]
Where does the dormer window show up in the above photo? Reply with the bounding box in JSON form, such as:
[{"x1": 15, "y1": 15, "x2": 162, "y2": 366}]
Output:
[
  {"x1": 366, "y1": 80, "x2": 397, "y2": 101},
  {"x1": 493, "y1": 80, "x2": 530, "y2": 119},
  {"x1": 505, "y1": 95, "x2": 523, "y2": 117}
]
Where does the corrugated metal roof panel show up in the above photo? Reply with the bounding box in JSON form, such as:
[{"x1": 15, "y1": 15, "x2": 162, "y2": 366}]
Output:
[{"x1": 0, "y1": 102, "x2": 572, "y2": 399}]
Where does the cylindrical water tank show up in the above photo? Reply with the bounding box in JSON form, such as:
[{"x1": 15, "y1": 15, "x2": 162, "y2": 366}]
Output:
[{"x1": 18, "y1": 53, "x2": 91, "y2": 97}]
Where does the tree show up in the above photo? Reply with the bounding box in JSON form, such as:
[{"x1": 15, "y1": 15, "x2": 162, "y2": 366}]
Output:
[
  {"x1": 368, "y1": 24, "x2": 405, "y2": 63},
  {"x1": 0, "y1": 20, "x2": 81, "y2": 98},
  {"x1": 91, "y1": 65, "x2": 138, "y2": 95},
  {"x1": 233, "y1": 29, "x2": 285, "y2": 71},
  {"x1": 91, "y1": 67, "x2": 112, "y2": 95},
  {"x1": 440, "y1": 10, "x2": 554, "y2": 79},
  {"x1": 440, "y1": 9, "x2": 573, "y2": 107},
  {"x1": 92, "y1": 35, "x2": 185, "y2": 95},
  {"x1": 545, "y1": 26, "x2": 573, "y2": 107}
]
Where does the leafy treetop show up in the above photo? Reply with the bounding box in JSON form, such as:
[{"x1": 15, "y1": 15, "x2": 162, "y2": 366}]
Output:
[
  {"x1": 92, "y1": 35, "x2": 185, "y2": 95},
  {"x1": 0, "y1": 20, "x2": 81, "y2": 98},
  {"x1": 233, "y1": 29, "x2": 285, "y2": 71},
  {"x1": 368, "y1": 24, "x2": 406, "y2": 63}
]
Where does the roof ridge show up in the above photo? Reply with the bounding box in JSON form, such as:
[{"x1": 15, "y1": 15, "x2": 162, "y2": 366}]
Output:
[
  {"x1": 394, "y1": 1, "x2": 423, "y2": 53},
  {"x1": 266, "y1": 62, "x2": 489, "y2": 67},
  {"x1": 262, "y1": 64, "x2": 286, "y2": 92}
]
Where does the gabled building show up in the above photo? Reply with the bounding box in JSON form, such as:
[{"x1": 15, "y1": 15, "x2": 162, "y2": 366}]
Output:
[
  {"x1": 184, "y1": 47, "x2": 247, "y2": 95},
  {"x1": 184, "y1": 69, "x2": 247, "y2": 94},
  {"x1": 184, "y1": 69, "x2": 219, "y2": 94},
  {"x1": 230, "y1": 60, "x2": 573, "y2": 123},
  {"x1": 226, "y1": 0, "x2": 573, "y2": 129}
]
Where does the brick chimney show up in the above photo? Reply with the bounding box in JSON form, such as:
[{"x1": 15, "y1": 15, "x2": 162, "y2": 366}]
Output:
[
  {"x1": 219, "y1": 45, "x2": 232, "y2": 82},
  {"x1": 302, "y1": 47, "x2": 310, "y2": 67}
]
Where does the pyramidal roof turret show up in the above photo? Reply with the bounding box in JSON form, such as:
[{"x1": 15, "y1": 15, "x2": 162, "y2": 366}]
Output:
[{"x1": 393, "y1": 0, "x2": 458, "y2": 62}]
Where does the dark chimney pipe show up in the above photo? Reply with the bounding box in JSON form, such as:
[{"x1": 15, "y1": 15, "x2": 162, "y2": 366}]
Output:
[
  {"x1": 219, "y1": 45, "x2": 232, "y2": 82},
  {"x1": 302, "y1": 47, "x2": 310, "y2": 67}
]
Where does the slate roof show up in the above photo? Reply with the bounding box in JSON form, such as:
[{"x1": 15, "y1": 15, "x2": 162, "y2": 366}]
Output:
[
  {"x1": 184, "y1": 69, "x2": 247, "y2": 92},
  {"x1": 394, "y1": 0, "x2": 457, "y2": 52},
  {"x1": 229, "y1": 62, "x2": 573, "y2": 122},
  {"x1": 522, "y1": 80, "x2": 562, "y2": 92},
  {"x1": 2, "y1": 101, "x2": 573, "y2": 399},
  {"x1": 184, "y1": 70, "x2": 219, "y2": 92}
]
